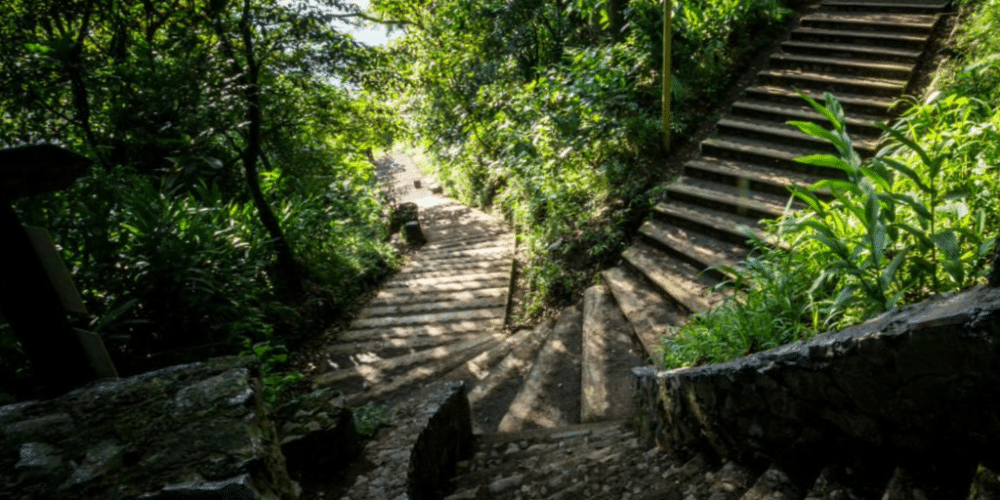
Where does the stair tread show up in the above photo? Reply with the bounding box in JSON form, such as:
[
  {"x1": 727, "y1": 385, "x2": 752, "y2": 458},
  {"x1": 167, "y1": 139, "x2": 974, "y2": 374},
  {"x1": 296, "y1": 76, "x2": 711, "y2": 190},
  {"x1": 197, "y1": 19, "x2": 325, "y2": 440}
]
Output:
[
  {"x1": 716, "y1": 116, "x2": 879, "y2": 152},
  {"x1": 364, "y1": 287, "x2": 509, "y2": 309},
  {"x1": 792, "y1": 26, "x2": 928, "y2": 43},
  {"x1": 344, "y1": 335, "x2": 506, "y2": 407},
  {"x1": 581, "y1": 284, "x2": 644, "y2": 423},
  {"x1": 744, "y1": 85, "x2": 896, "y2": 111},
  {"x1": 323, "y1": 331, "x2": 484, "y2": 357},
  {"x1": 667, "y1": 175, "x2": 792, "y2": 219},
  {"x1": 780, "y1": 39, "x2": 923, "y2": 60},
  {"x1": 349, "y1": 306, "x2": 506, "y2": 329},
  {"x1": 639, "y1": 218, "x2": 747, "y2": 274},
  {"x1": 440, "y1": 327, "x2": 535, "y2": 385},
  {"x1": 468, "y1": 323, "x2": 553, "y2": 433},
  {"x1": 770, "y1": 52, "x2": 914, "y2": 74},
  {"x1": 652, "y1": 200, "x2": 772, "y2": 245},
  {"x1": 703, "y1": 132, "x2": 839, "y2": 162},
  {"x1": 313, "y1": 333, "x2": 498, "y2": 387},
  {"x1": 358, "y1": 296, "x2": 507, "y2": 319},
  {"x1": 622, "y1": 240, "x2": 724, "y2": 313},
  {"x1": 336, "y1": 319, "x2": 503, "y2": 343},
  {"x1": 802, "y1": 11, "x2": 940, "y2": 27},
  {"x1": 758, "y1": 68, "x2": 909, "y2": 90},
  {"x1": 498, "y1": 306, "x2": 583, "y2": 432},
  {"x1": 370, "y1": 278, "x2": 511, "y2": 298},
  {"x1": 730, "y1": 99, "x2": 883, "y2": 133},
  {"x1": 686, "y1": 156, "x2": 831, "y2": 193},
  {"x1": 382, "y1": 270, "x2": 510, "y2": 288},
  {"x1": 602, "y1": 266, "x2": 684, "y2": 362}
]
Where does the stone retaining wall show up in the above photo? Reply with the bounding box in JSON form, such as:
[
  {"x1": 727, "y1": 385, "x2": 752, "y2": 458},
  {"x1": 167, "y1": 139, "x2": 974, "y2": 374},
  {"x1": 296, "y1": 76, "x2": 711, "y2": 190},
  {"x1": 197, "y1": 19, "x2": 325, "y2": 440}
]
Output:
[
  {"x1": 342, "y1": 380, "x2": 474, "y2": 500},
  {"x1": 634, "y1": 286, "x2": 1000, "y2": 468},
  {"x1": 0, "y1": 356, "x2": 297, "y2": 500}
]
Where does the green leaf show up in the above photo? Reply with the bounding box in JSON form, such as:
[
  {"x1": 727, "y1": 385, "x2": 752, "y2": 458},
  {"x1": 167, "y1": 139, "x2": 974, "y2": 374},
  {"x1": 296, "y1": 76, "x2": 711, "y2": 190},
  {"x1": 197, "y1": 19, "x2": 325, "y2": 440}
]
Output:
[
  {"x1": 933, "y1": 230, "x2": 961, "y2": 260},
  {"x1": 793, "y1": 154, "x2": 854, "y2": 175},
  {"x1": 788, "y1": 120, "x2": 844, "y2": 149},
  {"x1": 872, "y1": 157, "x2": 931, "y2": 194},
  {"x1": 880, "y1": 248, "x2": 909, "y2": 292},
  {"x1": 810, "y1": 178, "x2": 861, "y2": 197}
]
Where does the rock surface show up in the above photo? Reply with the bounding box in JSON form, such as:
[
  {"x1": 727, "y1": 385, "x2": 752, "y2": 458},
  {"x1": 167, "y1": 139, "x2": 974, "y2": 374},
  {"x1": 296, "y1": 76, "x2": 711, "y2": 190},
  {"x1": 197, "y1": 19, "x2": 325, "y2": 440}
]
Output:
[
  {"x1": 274, "y1": 388, "x2": 359, "y2": 481},
  {"x1": 341, "y1": 380, "x2": 473, "y2": 500},
  {"x1": 634, "y1": 286, "x2": 1000, "y2": 469},
  {"x1": 0, "y1": 356, "x2": 297, "y2": 500}
]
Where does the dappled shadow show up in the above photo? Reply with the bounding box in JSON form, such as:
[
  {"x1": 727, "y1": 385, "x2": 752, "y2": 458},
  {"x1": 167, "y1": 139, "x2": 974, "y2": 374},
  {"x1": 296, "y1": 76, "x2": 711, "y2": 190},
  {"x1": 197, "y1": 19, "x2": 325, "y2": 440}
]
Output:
[{"x1": 373, "y1": 152, "x2": 510, "y2": 244}]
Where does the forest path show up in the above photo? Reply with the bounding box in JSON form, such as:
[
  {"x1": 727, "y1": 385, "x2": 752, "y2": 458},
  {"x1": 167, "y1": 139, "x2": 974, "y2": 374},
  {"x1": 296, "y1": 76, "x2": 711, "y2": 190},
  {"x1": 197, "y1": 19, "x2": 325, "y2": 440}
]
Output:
[{"x1": 306, "y1": 152, "x2": 515, "y2": 409}]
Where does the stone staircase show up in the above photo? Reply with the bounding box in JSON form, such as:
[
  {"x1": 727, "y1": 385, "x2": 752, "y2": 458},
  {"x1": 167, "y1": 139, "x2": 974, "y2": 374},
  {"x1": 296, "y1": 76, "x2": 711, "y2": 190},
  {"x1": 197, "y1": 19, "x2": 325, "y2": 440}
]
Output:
[
  {"x1": 308, "y1": 1, "x2": 972, "y2": 498},
  {"x1": 445, "y1": 421, "x2": 995, "y2": 500}
]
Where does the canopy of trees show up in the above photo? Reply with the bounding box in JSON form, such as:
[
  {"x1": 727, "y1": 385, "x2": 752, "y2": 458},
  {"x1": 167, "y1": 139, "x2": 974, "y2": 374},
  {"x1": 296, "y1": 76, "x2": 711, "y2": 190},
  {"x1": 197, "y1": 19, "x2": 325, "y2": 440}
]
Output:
[{"x1": 0, "y1": 0, "x2": 403, "y2": 401}]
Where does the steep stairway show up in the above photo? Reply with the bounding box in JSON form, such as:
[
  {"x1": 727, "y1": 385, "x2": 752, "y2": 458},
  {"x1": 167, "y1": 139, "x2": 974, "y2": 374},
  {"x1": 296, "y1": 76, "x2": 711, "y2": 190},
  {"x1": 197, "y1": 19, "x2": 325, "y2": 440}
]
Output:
[
  {"x1": 608, "y1": 0, "x2": 950, "y2": 362},
  {"x1": 446, "y1": 421, "x2": 984, "y2": 499},
  {"x1": 315, "y1": 1, "x2": 964, "y2": 498}
]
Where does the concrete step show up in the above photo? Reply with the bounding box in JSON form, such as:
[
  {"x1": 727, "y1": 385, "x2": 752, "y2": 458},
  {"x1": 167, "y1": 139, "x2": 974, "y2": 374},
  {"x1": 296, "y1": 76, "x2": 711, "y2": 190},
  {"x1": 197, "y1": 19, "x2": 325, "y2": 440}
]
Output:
[
  {"x1": 769, "y1": 52, "x2": 915, "y2": 80},
  {"x1": 743, "y1": 85, "x2": 896, "y2": 117},
  {"x1": 313, "y1": 334, "x2": 498, "y2": 388},
  {"x1": 420, "y1": 233, "x2": 514, "y2": 252},
  {"x1": 800, "y1": 11, "x2": 940, "y2": 35},
  {"x1": 349, "y1": 306, "x2": 506, "y2": 329},
  {"x1": 638, "y1": 218, "x2": 748, "y2": 280},
  {"x1": 364, "y1": 286, "x2": 509, "y2": 309},
  {"x1": 441, "y1": 328, "x2": 535, "y2": 386},
  {"x1": 370, "y1": 278, "x2": 511, "y2": 299},
  {"x1": 322, "y1": 330, "x2": 484, "y2": 363},
  {"x1": 779, "y1": 39, "x2": 922, "y2": 63},
  {"x1": 580, "y1": 284, "x2": 644, "y2": 423},
  {"x1": 336, "y1": 319, "x2": 502, "y2": 343},
  {"x1": 601, "y1": 266, "x2": 684, "y2": 362},
  {"x1": 715, "y1": 117, "x2": 879, "y2": 154},
  {"x1": 406, "y1": 244, "x2": 513, "y2": 263},
  {"x1": 666, "y1": 176, "x2": 792, "y2": 220},
  {"x1": 344, "y1": 335, "x2": 506, "y2": 407},
  {"x1": 756, "y1": 68, "x2": 908, "y2": 98},
  {"x1": 389, "y1": 260, "x2": 511, "y2": 280},
  {"x1": 790, "y1": 26, "x2": 928, "y2": 50},
  {"x1": 820, "y1": 0, "x2": 950, "y2": 14},
  {"x1": 622, "y1": 240, "x2": 725, "y2": 314},
  {"x1": 382, "y1": 270, "x2": 511, "y2": 289},
  {"x1": 701, "y1": 134, "x2": 834, "y2": 175},
  {"x1": 650, "y1": 201, "x2": 772, "y2": 248},
  {"x1": 498, "y1": 306, "x2": 584, "y2": 432},
  {"x1": 358, "y1": 296, "x2": 506, "y2": 319},
  {"x1": 467, "y1": 323, "x2": 553, "y2": 433},
  {"x1": 683, "y1": 157, "x2": 833, "y2": 200},
  {"x1": 729, "y1": 99, "x2": 883, "y2": 137}
]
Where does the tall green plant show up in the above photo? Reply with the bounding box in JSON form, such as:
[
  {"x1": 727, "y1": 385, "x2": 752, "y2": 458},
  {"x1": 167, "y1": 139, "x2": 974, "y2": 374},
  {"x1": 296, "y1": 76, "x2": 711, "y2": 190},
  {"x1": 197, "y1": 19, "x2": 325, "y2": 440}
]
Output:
[{"x1": 787, "y1": 92, "x2": 992, "y2": 323}]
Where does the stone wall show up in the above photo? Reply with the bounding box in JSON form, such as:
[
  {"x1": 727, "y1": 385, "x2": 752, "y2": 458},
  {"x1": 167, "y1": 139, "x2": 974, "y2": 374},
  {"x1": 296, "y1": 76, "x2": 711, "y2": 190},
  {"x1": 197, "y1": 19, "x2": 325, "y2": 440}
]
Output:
[
  {"x1": 634, "y1": 286, "x2": 1000, "y2": 469},
  {"x1": 342, "y1": 381, "x2": 474, "y2": 500},
  {"x1": 0, "y1": 356, "x2": 298, "y2": 500}
]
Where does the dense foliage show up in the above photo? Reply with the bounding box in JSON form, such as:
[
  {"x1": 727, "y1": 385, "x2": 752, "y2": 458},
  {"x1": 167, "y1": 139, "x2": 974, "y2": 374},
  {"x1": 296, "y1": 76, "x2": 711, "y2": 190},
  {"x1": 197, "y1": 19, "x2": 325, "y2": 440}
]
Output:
[
  {"x1": 0, "y1": 0, "x2": 401, "y2": 402},
  {"x1": 371, "y1": 0, "x2": 790, "y2": 314},
  {"x1": 662, "y1": 0, "x2": 1000, "y2": 368}
]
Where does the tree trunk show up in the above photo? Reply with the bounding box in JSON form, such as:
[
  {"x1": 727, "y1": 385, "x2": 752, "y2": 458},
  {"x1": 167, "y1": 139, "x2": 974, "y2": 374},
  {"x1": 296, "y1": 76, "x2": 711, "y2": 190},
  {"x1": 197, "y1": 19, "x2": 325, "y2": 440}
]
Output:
[
  {"x1": 607, "y1": 0, "x2": 626, "y2": 42},
  {"x1": 235, "y1": 0, "x2": 302, "y2": 295},
  {"x1": 662, "y1": 0, "x2": 672, "y2": 152}
]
